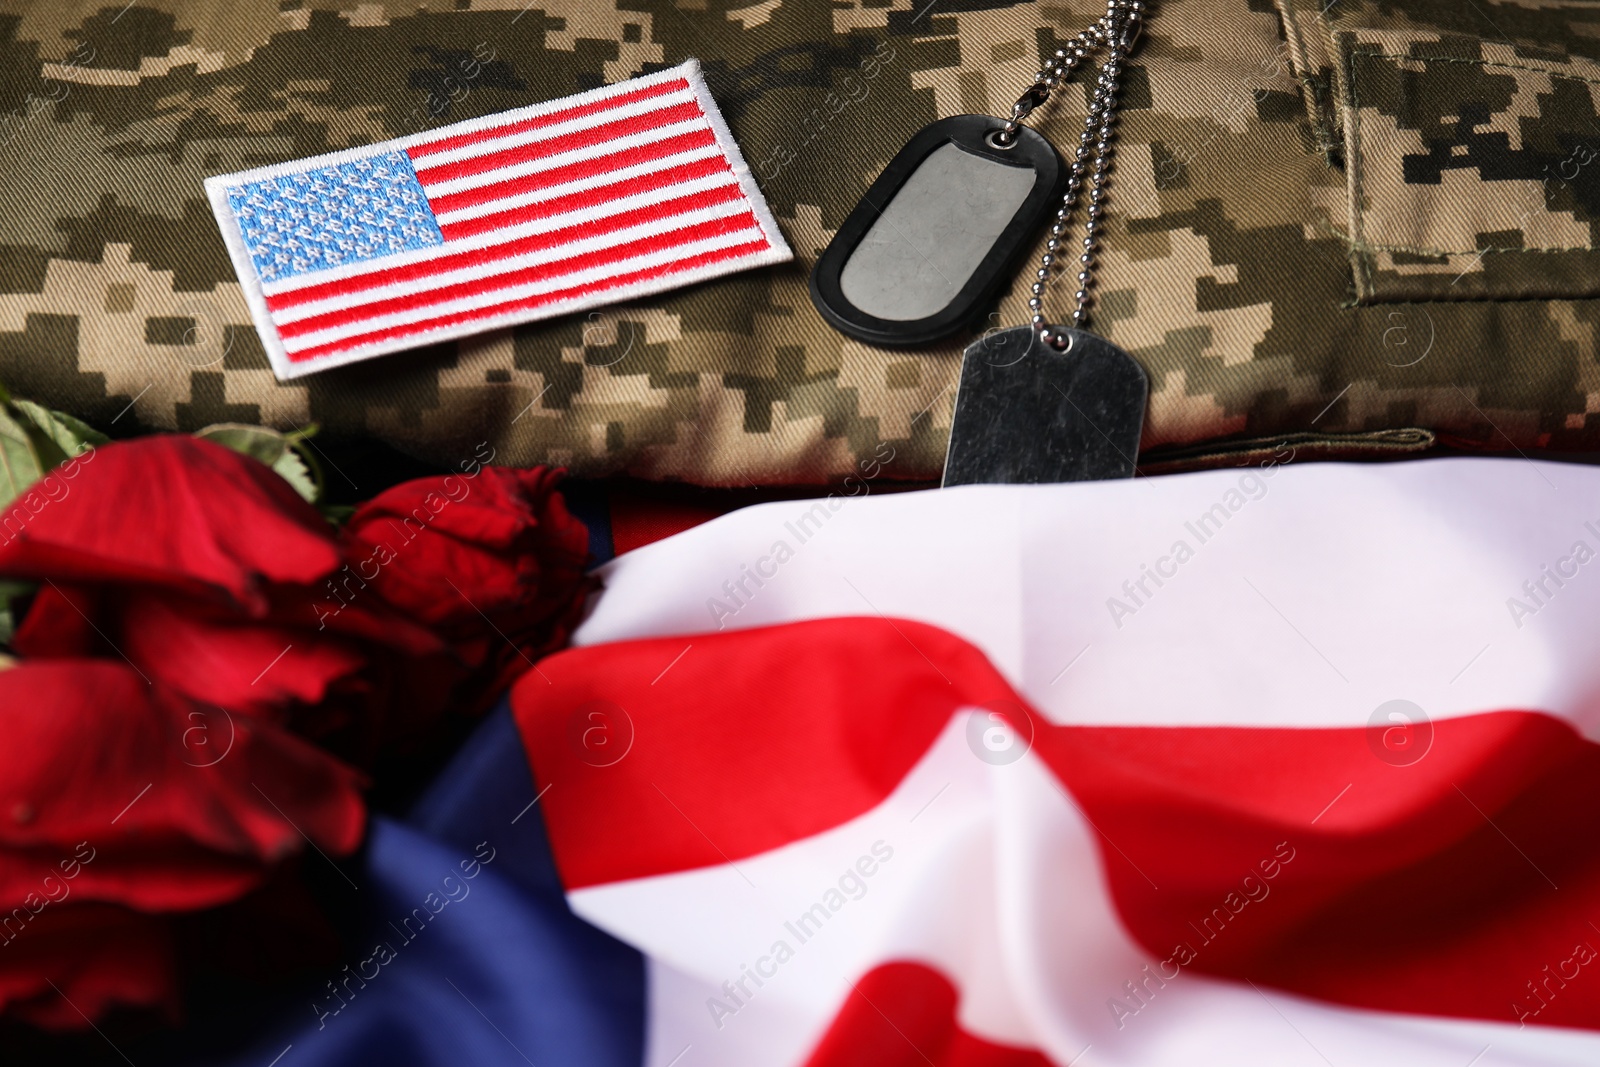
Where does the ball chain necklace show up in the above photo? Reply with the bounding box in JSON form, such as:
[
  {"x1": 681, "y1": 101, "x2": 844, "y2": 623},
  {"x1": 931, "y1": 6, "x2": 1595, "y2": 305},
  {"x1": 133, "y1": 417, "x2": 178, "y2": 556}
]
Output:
[{"x1": 811, "y1": 0, "x2": 1152, "y2": 486}]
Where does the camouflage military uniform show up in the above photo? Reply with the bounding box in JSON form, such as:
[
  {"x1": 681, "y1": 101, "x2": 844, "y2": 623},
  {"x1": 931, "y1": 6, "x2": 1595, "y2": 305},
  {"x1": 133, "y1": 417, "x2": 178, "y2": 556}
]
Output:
[{"x1": 0, "y1": 0, "x2": 1595, "y2": 485}]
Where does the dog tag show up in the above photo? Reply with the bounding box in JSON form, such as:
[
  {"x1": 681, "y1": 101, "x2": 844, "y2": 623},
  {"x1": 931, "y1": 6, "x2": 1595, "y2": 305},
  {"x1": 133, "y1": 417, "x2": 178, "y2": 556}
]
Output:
[
  {"x1": 942, "y1": 325, "x2": 1148, "y2": 486},
  {"x1": 810, "y1": 116, "x2": 1063, "y2": 347}
]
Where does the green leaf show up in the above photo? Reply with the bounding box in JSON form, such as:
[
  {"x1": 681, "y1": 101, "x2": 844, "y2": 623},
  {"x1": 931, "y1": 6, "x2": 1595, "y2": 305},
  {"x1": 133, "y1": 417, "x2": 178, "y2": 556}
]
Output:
[
  {"x1": 11, "y1": 398, "x2": 108, "y2": 455},
  {"x1": 0, "y1": 397, "x2": 107, "y2": 510},
  {"x1": 0, "y1": 385, "x2": 104, "y2": 643},
  {"x1": 195, "y1": 422, "x2": 288, "y2": 465},
  {"x1": 284, "y1": 424, "x2": 326, "y2": 506},
  {"x1": 0, "y1": 579, "x2": 33, "y2": 649},
  {"x1": 272, "y1": 449, "x2": 319, "y2": 505},
  {"x1": 319, "y1": 502, "x2": 357, "y2": 527},
  {"x1": 0, "y1": 403, "x2": 44, "y2": 512},
  {"x1": 195, "y1": 423, "x2": 319, "y2": 504}
]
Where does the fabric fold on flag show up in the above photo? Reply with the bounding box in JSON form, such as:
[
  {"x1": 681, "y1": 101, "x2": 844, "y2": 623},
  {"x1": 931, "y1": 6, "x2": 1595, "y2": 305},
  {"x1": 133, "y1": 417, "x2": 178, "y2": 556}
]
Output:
[{"x1": 506, "y1": 458, "x2": 1600, "y2": 1067}]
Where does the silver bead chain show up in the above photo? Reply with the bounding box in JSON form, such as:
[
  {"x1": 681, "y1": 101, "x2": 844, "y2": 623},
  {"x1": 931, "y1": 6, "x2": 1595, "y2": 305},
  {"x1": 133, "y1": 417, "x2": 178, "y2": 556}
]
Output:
[{"x1": 996, "y1": 0, "x2": 1146, "y2": 349}]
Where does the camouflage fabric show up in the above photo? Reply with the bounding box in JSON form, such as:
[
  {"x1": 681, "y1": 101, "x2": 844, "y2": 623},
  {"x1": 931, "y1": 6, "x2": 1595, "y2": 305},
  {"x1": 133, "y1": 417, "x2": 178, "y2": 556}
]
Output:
[{"x1": 0, "y1": 0, "x2": 1596, "y2": 485}]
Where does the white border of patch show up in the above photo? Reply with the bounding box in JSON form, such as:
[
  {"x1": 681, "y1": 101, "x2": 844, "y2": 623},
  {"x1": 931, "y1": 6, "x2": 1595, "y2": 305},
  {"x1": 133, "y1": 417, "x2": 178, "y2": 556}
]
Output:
[{"x1": 204, "y1": 60, "x2": 792, "y2": 381}]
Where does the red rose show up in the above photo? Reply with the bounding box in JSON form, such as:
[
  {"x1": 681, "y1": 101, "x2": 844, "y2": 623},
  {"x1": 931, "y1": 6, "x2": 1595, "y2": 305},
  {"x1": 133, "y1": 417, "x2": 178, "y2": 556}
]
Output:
[
  {"x1": 339, "y1": 466, "x2": 594, "y2": 706},
  {"x1": 0, "y1": 437, "x2": 594, "y2": 1028},
  {"x1": 0, "y1": 660, "x2": 363, "y2": 1027},
  {"x1": 1, "y1": 436, "x2": 446, "y2": 753}
]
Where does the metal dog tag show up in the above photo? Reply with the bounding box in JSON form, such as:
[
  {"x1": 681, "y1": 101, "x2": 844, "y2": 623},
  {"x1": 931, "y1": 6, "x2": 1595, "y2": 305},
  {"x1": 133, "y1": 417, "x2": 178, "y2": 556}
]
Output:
[
  {"x1": 942, "y1": 325, "x2": 1148, "y2": 486},
  {"x1": 810, "y1": 116, "x2": 1063, "y2": 347}
]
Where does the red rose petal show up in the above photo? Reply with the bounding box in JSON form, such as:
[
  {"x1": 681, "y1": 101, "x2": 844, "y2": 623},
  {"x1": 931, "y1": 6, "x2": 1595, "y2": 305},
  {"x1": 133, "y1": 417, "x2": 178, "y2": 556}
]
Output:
[
  {"x1": 117, "y1": 593, "x2": 368, "y2": 718},
  {"x1": 0, "y1": 661, "x2": 365, "y2": 913},
  {"x1": 0, "y1": 904, "x2": 176, "y2": 1030},
  {"x1": 0, "y1": 436, "x2": 340, "y2": 611}
]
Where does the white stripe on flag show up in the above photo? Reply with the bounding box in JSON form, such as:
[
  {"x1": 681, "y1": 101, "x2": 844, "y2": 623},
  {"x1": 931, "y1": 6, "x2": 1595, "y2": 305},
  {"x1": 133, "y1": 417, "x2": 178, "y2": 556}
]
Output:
[
  {"x1": 416, "y1": 119, "x2": 712, "y2": 198},
  {"x1": 576, "y1": 458, "x2": 1600, "y2": 741},
  {"x1": 409, "y1": 87, "x2": 698, "y2": 171}
]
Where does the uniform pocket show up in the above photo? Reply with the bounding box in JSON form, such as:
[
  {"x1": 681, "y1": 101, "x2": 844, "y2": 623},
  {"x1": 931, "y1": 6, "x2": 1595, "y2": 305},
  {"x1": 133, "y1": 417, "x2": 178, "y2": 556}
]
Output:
[{"x1": 1339, "y1": 32, "x2": 1600, "y2": 303}]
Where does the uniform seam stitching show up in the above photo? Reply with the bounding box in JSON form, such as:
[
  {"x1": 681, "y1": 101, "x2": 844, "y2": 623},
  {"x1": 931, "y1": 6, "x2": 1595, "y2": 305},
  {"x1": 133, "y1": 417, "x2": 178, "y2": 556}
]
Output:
[
  {"x1": 1351, "y1": 239, "x2": 1600, "y2": 256},
  {"x1": 1318, "y1": 2, "x2": 1347, "y2": 137},
  {"x1": 1341, "y1": 31, "x2": 1376, "y2": 298},
  {"x1": 1345, "y1": 291, "x2": 1600, "y2": 308},
  {"x1": 1272, "y1": 0, "x2": 1341, "y2": 155},
  {"x1": 1346, "y1": 48, "x2": 1600, "y2": 85}
]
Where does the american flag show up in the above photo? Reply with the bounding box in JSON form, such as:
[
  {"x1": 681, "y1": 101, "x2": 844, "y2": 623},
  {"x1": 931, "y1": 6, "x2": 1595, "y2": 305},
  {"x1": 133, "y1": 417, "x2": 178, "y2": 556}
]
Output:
[
  {"x1": 501, "y1": 459, "x2": 1600, "y2": 1067},
  {"x1": 206, "y1": 61, "x2": 791, "y2": 380}
]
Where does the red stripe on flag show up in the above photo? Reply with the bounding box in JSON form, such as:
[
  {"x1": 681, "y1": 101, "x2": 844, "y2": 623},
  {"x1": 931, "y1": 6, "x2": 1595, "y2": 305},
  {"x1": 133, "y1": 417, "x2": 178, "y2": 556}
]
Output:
[
  {"x1": 437, "y1": 155, "x2": 735, "y2": 241},
  {"x1": 511, "y1": 616, "x2": 1600, "y2": 1033},
  {"x1": 283, "y1": 238, "x2": 769, "y2": 363},
  {"x1": 512, "y1": 618, "x2": 1011, "y2": 889},
  {"x1": 410, "y1": 102, "x2": 706, "y2": 185},
  {"x1": 268, "y1": 185, "x2": 750, "y2": 318},
  {"x1": 1033, "y1": 711, "x2": 1600, "y2": 1032},
  {"x1": 423, "y1": 129, "x2": 720, "y2": 217},
  {"x1": 802, "y1": 963, "x2": 1054, "y2": 1067},
  {"x1": 408, "y1": 78, "x2": 689, "y2": 160}
]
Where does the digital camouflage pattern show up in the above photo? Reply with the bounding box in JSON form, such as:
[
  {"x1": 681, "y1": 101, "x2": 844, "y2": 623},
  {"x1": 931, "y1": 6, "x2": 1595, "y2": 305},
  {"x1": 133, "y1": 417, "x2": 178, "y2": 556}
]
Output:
[{"x1": 0, "y1": 0, "x2": 1597, "y2": 484}]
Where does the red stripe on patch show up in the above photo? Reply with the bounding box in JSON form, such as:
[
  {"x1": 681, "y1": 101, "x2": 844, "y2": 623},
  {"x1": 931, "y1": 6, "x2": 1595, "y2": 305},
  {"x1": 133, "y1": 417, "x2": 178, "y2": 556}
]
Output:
[{"x1": 282, "y1": 238, "x2": 768, "y2": 363}]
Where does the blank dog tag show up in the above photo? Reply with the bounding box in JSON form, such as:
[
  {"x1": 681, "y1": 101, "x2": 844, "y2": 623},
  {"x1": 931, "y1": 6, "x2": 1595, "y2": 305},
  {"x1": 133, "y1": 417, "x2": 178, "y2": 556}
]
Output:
[
  {"x1": 942, "y1": 325, "x2": 1148, "y2": 486},
  {"x1": 810, "y1": 116, "x2": 1063, "y2": 347}
]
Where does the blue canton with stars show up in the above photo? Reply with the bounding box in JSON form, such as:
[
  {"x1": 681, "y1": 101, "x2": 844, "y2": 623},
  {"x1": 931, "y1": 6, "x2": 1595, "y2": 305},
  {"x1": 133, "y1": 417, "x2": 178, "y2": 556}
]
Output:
[{"x1": 226, "y1": 151, "x2": 443, "y2": 284}]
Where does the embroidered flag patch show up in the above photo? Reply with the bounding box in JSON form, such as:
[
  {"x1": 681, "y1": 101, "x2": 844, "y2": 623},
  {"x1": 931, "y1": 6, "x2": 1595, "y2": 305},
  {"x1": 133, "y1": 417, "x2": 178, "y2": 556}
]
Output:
[{"x1": 205, "y1": 60, "x2": 792, "y2": 380}]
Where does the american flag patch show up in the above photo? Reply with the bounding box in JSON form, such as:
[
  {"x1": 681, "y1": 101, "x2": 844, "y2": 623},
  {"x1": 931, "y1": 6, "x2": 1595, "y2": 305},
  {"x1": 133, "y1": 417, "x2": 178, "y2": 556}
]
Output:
[{"x1": 205, "y1": 61, "x2": 792, "y2": 380}]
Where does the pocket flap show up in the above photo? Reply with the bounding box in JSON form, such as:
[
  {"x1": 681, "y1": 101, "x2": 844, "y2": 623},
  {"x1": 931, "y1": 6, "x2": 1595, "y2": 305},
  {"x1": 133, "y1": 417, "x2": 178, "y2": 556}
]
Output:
[{"x1": 1340, "y1": 33, "x2": 1600, "y2": 303}]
